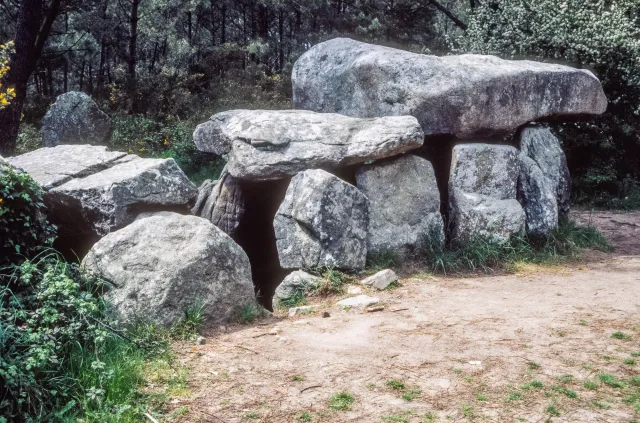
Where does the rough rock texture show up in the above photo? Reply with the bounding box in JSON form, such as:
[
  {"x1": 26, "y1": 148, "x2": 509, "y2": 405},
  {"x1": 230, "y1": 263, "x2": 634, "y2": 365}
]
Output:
[
  {"x1": 192, "y1": 167, "x2": 245, "y2": 237},
  {"x1": 449, "y1": 144, "x2": 525, "y2": 243},
  {"x1": 356, "y1": 155, "x2": 444, "y2": 257},
  {"x1": 83, "y1": 212, "x2": 255, "y2": 327},
  {"x1": 292, "y1": 38, "x2": 608, "y2": 138},
  {"x1": 336, "y1": 295, "x2": 380, "y2": 309},
  {"x1": 518, "y1": 155, "x2": 558, "y2": 235},
  {"x1": 519, "y1": 125, "x2": 571, "y2": 218},
  {"x1": 194, "y1": 109, "x2": 424, "y2": 180},
  {"x1": 361, "y1": 269, "x2": 398, "y2": 290},
  {"x1": 9, "y1": 145, "x2": 197, "y2": 254},
  {"x1": 9, "y1": 145, "x2": 127, "y2": 189},
  {"x1": 274, "y1": 169, "x2": 369, "y2": 270},
  {"x1": 42, "y1": 92, "x2": 113, "y2": 147},
  {"x1": 273, "y1": 270, "x2": 323, "y2": 307}
]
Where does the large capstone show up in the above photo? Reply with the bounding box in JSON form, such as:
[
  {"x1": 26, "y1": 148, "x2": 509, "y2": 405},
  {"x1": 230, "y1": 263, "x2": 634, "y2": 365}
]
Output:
[
  {"x1": 192, "y1": 166, "x2": 245, "y2": 238},
  {"x1": 449, "y1": 144, "x2": 525, "y2": 243},
  {"x1": 193, "y1": 109, "x2": 424, "y2": 180},
  {"x1": 274, "y1": 169, "x2": 369, "y2": 270},
  {"x1": 82, "y1": 212, "x2": 255, "y2": 327},
  {"x1": 518, "y1": 124, "x2": 571, "y2": 218},
  {"x1": 9, "y1": 145, "x2": 197, "y2": 256},
  {"x1": 292, "y1": 38, "x2": 607, "y2": 138},
  {"x1": 42, "y1": 92, "x2": 113, "y2": 147},
  {"x1": 356, "y1": 154, "x2": 444, "y2": 258}
]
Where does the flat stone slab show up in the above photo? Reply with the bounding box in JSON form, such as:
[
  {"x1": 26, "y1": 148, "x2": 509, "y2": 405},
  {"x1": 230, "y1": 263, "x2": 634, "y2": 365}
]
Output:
[
  {"x1": 9, "y1": 145, "x2": 127, "y2": 189},
  {"x1": 293, "y1": 38, "x2": 607, "y2": 138},
  {"x1": 336, "y1": 295, "x2": 380, "y2": 309},
  {"x1": 194, "y1": 109, "x2": 424, "y2": 180}
]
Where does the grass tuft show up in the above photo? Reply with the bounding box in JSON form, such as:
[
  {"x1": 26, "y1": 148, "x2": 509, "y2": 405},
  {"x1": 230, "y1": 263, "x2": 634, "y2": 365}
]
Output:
[
  {"x1": 386, "y1": 380, "x2": 406, "y2": 391},
  {"x1": 612, "y1": 331, "x2": 632, "y2": 340},
  {"x1": 328, "y1": 392, "x2": 355, "y2": 411},
  {"x1": 598, "y1": 373, "x2": 625, "y2": 388}
]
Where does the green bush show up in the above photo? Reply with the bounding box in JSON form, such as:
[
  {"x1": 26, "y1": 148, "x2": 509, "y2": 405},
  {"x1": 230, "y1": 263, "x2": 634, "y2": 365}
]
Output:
[
  {"x1": 0, "y1": 163, "x2": 56, "y2": 268},
  {"x1": 455, "y1": 0, "x2": 640, "y2": 205}
]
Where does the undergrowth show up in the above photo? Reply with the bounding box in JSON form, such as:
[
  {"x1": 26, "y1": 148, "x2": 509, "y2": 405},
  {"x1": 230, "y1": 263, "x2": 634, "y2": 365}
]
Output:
[{"x1": 421, "y1": 218, "x2": 611, "y2": 275}]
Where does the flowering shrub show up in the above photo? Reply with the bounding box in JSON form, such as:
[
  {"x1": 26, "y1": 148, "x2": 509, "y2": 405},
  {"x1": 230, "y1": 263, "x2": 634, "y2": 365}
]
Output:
[{"x1": 0, "y1": 41, "x2": 15, "y2": 109}]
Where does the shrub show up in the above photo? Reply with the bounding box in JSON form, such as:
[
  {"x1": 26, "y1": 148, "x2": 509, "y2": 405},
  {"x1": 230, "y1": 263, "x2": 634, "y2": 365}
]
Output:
[
  {"x1": 0, "y1": 41, "x2": 16, "y2": 109},
  {"x1": 0, "y1": 163, "x2": 56, "y2": 268},
  {"x1": 455, "y1": 0, "x2": 640, "y2": 203}
]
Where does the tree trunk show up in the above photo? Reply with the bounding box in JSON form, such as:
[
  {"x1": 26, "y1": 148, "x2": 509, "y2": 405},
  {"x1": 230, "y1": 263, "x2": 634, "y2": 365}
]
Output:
[
  {"x1": 127, "y1": 0, "x2": 141, "y2": 113},
  {"x1": 0, "y1": 0, "x2": 61, "y2": 154}
]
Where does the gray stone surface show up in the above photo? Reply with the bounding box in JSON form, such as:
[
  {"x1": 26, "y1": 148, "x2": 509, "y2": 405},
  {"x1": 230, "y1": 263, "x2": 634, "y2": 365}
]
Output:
[
  {"x1": 356, "y1": 155, "x2": 444, "y2": 257},
  {"x1": 83, "y1": 212, "x2": 255, "y2": 327},
  {"x1": 49, "y1": 156, "x2": 197, "y2": 237},
  {"x1": 449, "y1": 144, "x2": 525, "y2": 243},
  {"x1": 336, "y1": 295, "x2": 380, "y2": 309},
  {"x1": 192, "y1": 167, "x2": 245, "y2": 237},
  {"x1": 194, "y1": 109, "x2": 424, "y2": 180},
  {"x1": 43, "y1": 92, "x2": 113, "y2": 147},
  {"x1": 518, "y1": 155, "x2": 558, "y2": 235},
  {"x1": 519, "y1": 125, "x2": 571, "y2": 218},
  {"x1": 292, "y1": 38, "x2": 607, "y2": 138},
  {"x1": 274, "y1": 169, "x2": 369, "y2": 270},
  {"x1": 361, "y1": 269, "x2": 398, "y2": 290},
  {"x1": 9, "y1": 145, "x2": 127, "y2": 189},
  {"x1": 273, "y1": 270, "x2": 323, "y2": 307}
]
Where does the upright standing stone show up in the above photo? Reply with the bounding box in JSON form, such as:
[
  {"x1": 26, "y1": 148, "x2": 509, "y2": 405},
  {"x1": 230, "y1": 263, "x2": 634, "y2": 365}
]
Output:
[
  {"x1": 292, "y1": 38, "x2": 607, "y2": 138},
  {"x1": 192, "y1": 167, "x2": 245, "y2": 238},
  {"x1": 356, "y1": 155, "x2": 444, "y2": 258},
  {"x1": 449, "y1": 144, "x2": 525, "y2": 243},
  {"x1": 518, "y1": 155, "x2": 558, "y2": 235},
  {"x1": 42, "y1": 92, "x2": 113, "y2": 147},
  {"x1": 519, "y1": 125, "x2": 571, "y2": 218},
  {"x1": 274, "y1": 169, "x2": 369, "y2": 270}
]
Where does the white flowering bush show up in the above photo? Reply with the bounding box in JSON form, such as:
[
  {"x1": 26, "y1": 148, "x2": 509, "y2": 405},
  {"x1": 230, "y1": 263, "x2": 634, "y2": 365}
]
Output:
[{"x1": 454, "y1": 0, "x2": 640, "y2": 201}]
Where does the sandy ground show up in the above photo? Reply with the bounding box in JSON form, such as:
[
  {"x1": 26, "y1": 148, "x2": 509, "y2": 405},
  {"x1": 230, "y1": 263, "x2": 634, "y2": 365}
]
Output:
[{"x1": 168, "y1": 212, "x2": 640, "y2": 423}]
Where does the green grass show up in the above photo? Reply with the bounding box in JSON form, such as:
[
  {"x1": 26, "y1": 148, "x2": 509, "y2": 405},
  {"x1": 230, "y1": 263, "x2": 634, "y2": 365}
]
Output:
[
  {"x1": 592, "y1": 400, "x2": 613, "y2": 409},
  {"x1": 461, "y1": 403, "x2": 475, "y2": 419},
  {"x1": 507, "y1": 391, "x2": 523, "y2": 401},
  {"x1": 420, "y1": 218, "x2": 611, "y2": 275},
  {"x1": 386, "y1": 380, "x2": 406, "y2": 391},
  {"x1": 624, "y1": 358, "x2": 637, "y2": 365},
  {"x1": 598, "y1": 373, "x2": 625, "y2": 388},
  {"x1": 170, "y1": 298, "x2": 206, "y2": 340},
  {"x1": 521, "y1": 380, "x2": 544, "y2": 390},
  {"x1": 382, "y1": 415, "x2": 410, "y2": 423},
  {"x1": 277, "y1": 290, "x2": 309, "y2": 310},
  {"x1": 629, "y1": 376, "x2": 640, "y2": 386},
  {"x1": 292, "y1": 375, "x2": 304, "y2": 382},
  {"x1": 553, "y1": 386, "x2": 578, "y2": 399},
  {"x1": 237, "y1": 301, "x2": 267, "y2": 324},
  {"x1": 632, "y1": 352, "x2": 640, "y2": 357},
  {"x1": 366, "y1": 250, "x2": 398, "y2": 272},
  {"x1": 546, "y1": 404, "x2": 560, "y2": 416},
  {"x1": 612, "y1": 331, "x2": 632, "y2": 340},
  {"x1": 555, "y1": 374, "x2": 575, "y2": 384},
  {"x1": 476, "y1": 392, "x2": 488, "y2": 401},
  {"x1": 583, "y1": 381, "x2": 598, "y2": 390},
  {"x1": 316, "y1": 268, "x2": 352, "y2": 295},
  {"x1": 245, "y1": 411, "x2": 260, "y2": 419},
  {"x1": 528, "y1": 362, "x2": 541, "y2": 370},
  {"x1": 296, "y1": 411, "x2": 313, "y2": 422},
  {"x1": 402, "y1": 390, "x2": 421, "y2": 402},
  {"x1": 328, "y1": 392, "x2": 355, "y2": 411}
]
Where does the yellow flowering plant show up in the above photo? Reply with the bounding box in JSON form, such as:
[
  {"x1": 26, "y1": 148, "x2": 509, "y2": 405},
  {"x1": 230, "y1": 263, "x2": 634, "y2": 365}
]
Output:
[{"x1": 0, "y1": 41, "x2": 15, "y2": 109}]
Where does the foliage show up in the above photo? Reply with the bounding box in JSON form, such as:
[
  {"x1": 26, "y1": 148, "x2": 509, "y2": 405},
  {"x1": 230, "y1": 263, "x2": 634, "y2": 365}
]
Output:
[
  {"x1": 0, "y1": 41, "x2": 15, "y2": 109},
  {"x1": 110, "y1": 114, "x2": 224, "y2": 185},
  {"x1": 236, "y1": 301, "x2": 268, "y2": 324},
  {"x1": 421, "y1": 218, "x2": 611, "y2": 275},
  {"x1": 316, "y1": 268, "x2": 352, "y2": 296},
  {"x1": 455, "y1": 0, "x2": 640, "y2": 203},
  {"x1": 327, "y1": 391, "x2": 355, "y2": 411},
  {"x1": 0, "y1": 164, "x2": 56, "y2": 268},
  {"x1": 14, "y1": 123, "x2": 42, "y2": 154}
]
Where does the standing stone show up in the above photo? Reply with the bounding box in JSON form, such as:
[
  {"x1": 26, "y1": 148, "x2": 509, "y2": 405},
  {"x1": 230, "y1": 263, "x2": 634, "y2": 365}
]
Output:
[
  {"x1": 274, "y1": 169, "x2": 369, "y2": 270},
  {"x1": 292, "y1": 38, "x2": 607, "y2": 138},
  {"x1": 356, "y1": 155, "x2": 444, "y2": 258},
  {"x1": 518, "y1": 155, "x2": 558, "y2": 235},
  {"x1": 83, "y1": 212, "x2": 255, "y2": 327},
  {"x1": 42, "y1": 92, "x2": 113, "y2": 147},
  {"x1": 193, "y1": 109, "x2": 424, "y2": 180},
  {"x1": 192, "y1": 167, "x2": 245, "y2": 237},
  {"x1": 449, "y1": 144, "x2": 525, "y2": 243},
  {"x1": 519, "y1": 125, "x2": 571, "y2": 218}
]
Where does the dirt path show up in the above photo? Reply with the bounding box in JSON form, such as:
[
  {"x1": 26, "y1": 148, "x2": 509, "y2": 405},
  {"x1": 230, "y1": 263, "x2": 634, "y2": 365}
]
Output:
[{"x1": 170, "y1": 213, "x2": 640, "y2": 423}]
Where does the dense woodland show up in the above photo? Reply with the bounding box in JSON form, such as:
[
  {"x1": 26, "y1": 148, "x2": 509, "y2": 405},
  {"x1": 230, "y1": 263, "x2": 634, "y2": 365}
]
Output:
[{"x1": 1, "y1": 0, "x2": 640, "y2": 204}]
